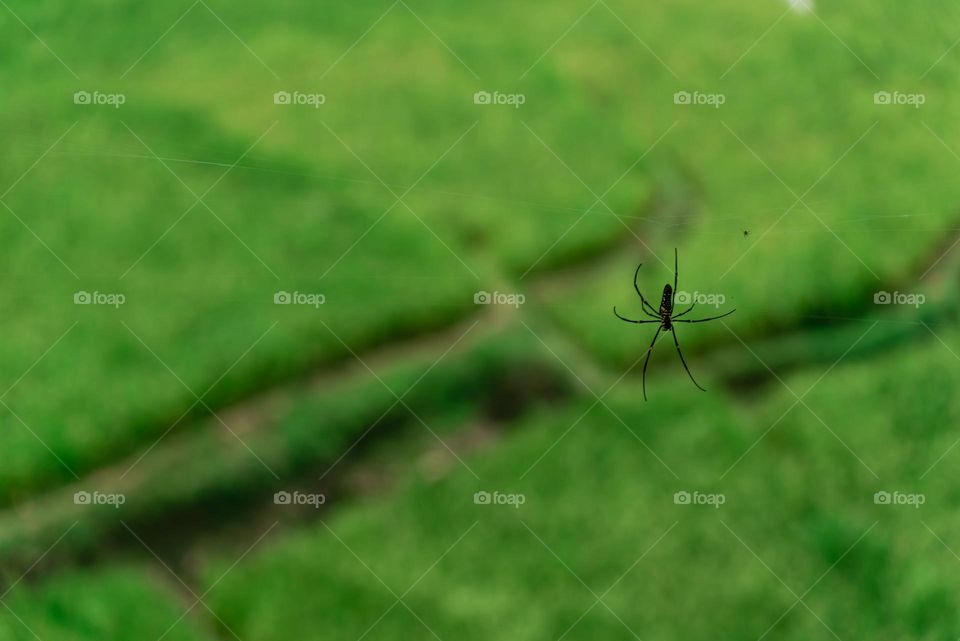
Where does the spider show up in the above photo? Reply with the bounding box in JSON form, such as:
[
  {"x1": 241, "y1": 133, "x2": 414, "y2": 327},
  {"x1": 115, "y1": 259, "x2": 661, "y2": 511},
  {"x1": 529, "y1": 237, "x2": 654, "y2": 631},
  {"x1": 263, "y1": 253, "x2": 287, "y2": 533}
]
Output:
[{"x1": 613, "y1": 249, "x2": 736, "y2": 400}]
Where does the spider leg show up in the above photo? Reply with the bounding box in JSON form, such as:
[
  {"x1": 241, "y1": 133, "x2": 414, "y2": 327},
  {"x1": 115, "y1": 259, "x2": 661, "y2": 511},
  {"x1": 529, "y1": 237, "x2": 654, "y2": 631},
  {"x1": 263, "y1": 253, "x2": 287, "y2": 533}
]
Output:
[
  {"x1": 673, "y1": 302, "x2": 696, "y2": 319},
  {"x1": 614, "y1": 306, "x2": 661, "y2": 324},
  {"x1": 642, "y1": 326, "x2": 663, "y2": 401},
  {"x1": 674, "y1": 308, "x2": 737, "y2": 323},
  {"x1": 670, "y1": 327, "x2": 706, "y2": 392},
  {"x1": 633, "y1": 263, "x2": 661, "y2": 317},
  {"x1": 672, "y1": 248, "x2": 678, "y2": 308},
  {"x1": 636, "y1": 303, "x2": 661, "y2": 319}
]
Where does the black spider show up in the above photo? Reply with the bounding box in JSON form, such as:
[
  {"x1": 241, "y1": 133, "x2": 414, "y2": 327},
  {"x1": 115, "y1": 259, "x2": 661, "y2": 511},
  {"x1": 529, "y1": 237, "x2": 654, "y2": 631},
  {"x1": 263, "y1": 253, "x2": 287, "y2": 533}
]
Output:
[{"x1": 613, "y1": 249, "x2": 735, "y2": 400}]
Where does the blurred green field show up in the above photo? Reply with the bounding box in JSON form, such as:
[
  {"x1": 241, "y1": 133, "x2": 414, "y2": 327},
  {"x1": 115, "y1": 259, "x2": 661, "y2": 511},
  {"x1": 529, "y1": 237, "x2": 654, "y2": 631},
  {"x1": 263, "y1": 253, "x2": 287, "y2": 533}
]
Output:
[{"x1": 2, "y1": 0, "x2": 960, "y2": 639}]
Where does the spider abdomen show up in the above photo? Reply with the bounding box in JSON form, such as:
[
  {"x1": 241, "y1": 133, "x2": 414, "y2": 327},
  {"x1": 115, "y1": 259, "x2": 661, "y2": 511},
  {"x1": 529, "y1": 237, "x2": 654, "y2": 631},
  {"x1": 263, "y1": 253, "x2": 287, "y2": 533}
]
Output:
[{"x1": 660, "y1": 284, "x2": 673, "y2": 316}]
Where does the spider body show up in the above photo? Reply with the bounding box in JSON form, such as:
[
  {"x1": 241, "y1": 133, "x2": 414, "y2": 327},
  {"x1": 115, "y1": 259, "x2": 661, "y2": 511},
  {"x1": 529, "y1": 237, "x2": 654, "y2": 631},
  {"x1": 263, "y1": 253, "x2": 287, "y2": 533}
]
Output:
[
  {"x1": 659, "y1": 284, "x2": 673, "y2": 327},
  {"x1": 613, "y1": 249, "x2": 736, "y2": 400}
]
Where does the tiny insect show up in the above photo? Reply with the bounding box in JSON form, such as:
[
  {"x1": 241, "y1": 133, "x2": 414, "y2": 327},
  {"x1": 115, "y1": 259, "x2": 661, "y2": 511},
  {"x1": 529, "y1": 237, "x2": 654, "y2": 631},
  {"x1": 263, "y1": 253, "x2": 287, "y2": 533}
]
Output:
[{"x1": 613, "y1": 248, "x2": 736, "y2": 400}]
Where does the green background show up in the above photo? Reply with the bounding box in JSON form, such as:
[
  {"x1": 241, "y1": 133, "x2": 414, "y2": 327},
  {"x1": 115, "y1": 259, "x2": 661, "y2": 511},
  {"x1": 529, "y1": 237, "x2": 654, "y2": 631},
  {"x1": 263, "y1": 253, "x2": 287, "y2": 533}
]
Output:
[{"x1": 1, "y1": 1, "x2": 959, "y2": 638}]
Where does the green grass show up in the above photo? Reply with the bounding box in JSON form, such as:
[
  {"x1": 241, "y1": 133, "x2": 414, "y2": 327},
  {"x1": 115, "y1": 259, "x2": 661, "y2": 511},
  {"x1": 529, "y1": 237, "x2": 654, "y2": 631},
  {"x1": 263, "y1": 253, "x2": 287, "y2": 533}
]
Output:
[
  {"x1": 0, "y1": 566, "x2": 212, "y2": 641},
  {"x1": 3, "y1": 0, "x2": 959, "y2": 494},
  {"x1": 0, "y1": 324, "x2": 571, "y2": 564},
  {"x1": 201, "y1": 323, "x2": 960, "y2": 640},
  {"x1": 0, "y1": 0, "x2": 657, "y2": 496},
  {"x1": 1, "y1": 0, "x2": 959, "y2": 638}
]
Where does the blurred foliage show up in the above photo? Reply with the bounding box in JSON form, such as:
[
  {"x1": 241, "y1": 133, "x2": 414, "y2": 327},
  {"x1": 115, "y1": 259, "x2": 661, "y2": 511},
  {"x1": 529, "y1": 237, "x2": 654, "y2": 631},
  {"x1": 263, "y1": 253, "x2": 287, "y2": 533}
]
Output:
[{"x1": 1, "y1": 0, "x2": 959, "y2": 639}]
